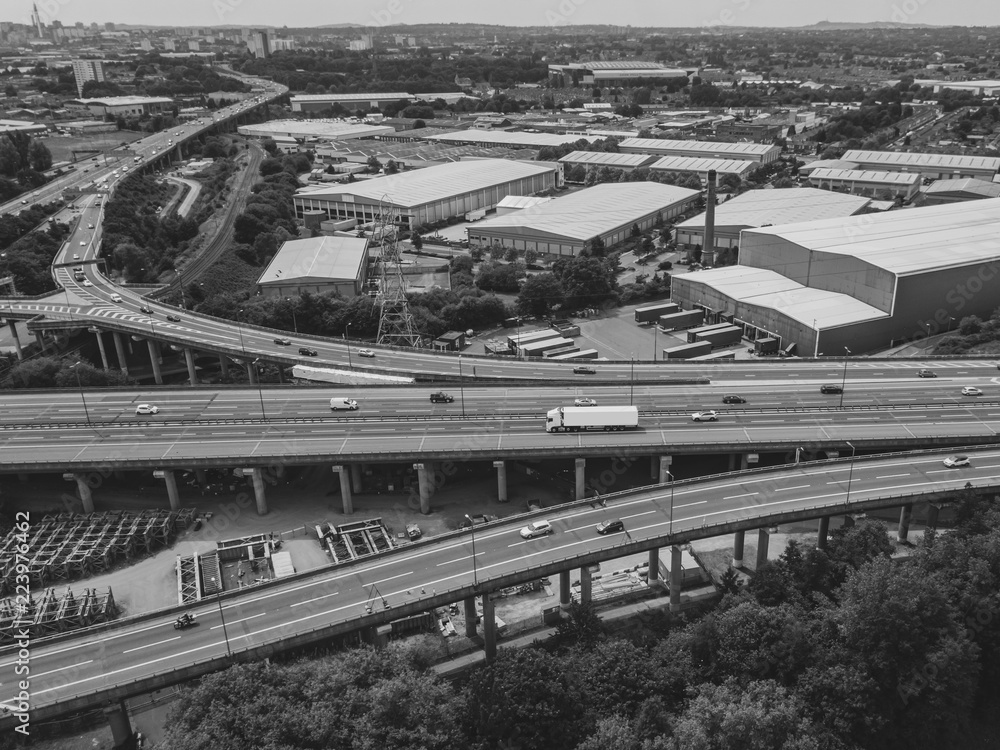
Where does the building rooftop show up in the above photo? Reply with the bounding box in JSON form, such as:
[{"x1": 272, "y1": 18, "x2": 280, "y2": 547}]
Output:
[
  {"x1": 742, "y1": 199, "x2": 1000, "y2": 276},
  {"x1": 649, "y1": 155, "x2": 758, "y2": 176},
  {"x1": 258, "y1": 236, "x2": 369, "y2": 285},
  {"x1": 620, "y1": 138, "x2": 779, "y2": 157},
  {"x1": 290, "y1": 92, "x2": 413, "y2": 102},
  {"x1": 808, "y1": 168, "x2": 922, "y2": 185},
  {"x1": 68, "y1": 96, "x2": 173, "y2": 106},
  {"x1": 841, "y1": 149, "x2": 1000, "y2": 173},
  {"x1": 296, "y1": 159, "x2": 557, "y2": 208},
  {"x1": 422, "y1": 130, "x2": 601, "y2": 148},
  {"x1": 496, "y1": 195, "x2": 553, "y2": 210},
  {"x1": 557, "y1": 151, "x2": 657, "y2": 168},
  {"x1": 471, "y1": 182, "x2": 699, "y2": 242},
  {"x1": 238, "y1": 120, "x2": 395, "y2": 140},
  {"x1": 677, "y1": 187, "x2": 871, "y2": 231},
  {"x1": 923, "y1": 177, "x2": 1000, "y2": 199}
]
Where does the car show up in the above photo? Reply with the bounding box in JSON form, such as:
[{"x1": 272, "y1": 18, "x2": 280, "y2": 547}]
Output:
[
  {"x1": 299, "y1": 347, "x2": 318, "y2": 356},
  {"x1": 82, "y1": 280, "x2": 92, "y2": 287},
  {"x1": 943, "y1": 455, "x2": 971, "y2": 468},
  {"x1": 595, "y1": 519, "x2": 625, "y2": 535},
  {"x1": 917, "y1": 369, "x2": 937, "y2": 378},
  {"x1": 692, "y1": 411, "x2": 719, "y2": 422},
  {"x1": 358, "y1": 348, "x2": 375, "y2": 358},
  {"x1": 139, "y1": 306, "x2": 153, "y2": 314},
  {"x1": 962, "y1": 386, "x2": 983, "y2": 396},
  {"x1": 722, "y1": 395, "x2": 746, "y2": 404},
  {"x1": 87, "y1": 223, "x2": 94, "y2": 229},
  {"x1": 72, "y1": 253, "x2": 79, "y2": 260},
  {"x1": 430, "y1": 391, "x2": 454, "y2": 403},
  {"x1": 574, "y1": 397, "x2": 597, "y2": 407},
  {"x1": 135, "y1": 404, "x2": 159, "y2": 415},
  {"x1": 519, "y1": 520, "x2": 553, "y2": 540},
  {"x1": 573, "y1": 366, "x2": 596, "y2": 375},
  {"x1": 166, "y1": 315, "x2": 180, "y2": 322},
  {"x1": 273, "y1": 337, "x2": 291, "y2": 346},
  {"x1": 820, "y1": 384, "x2": 843, "y2": 394},
  {"x1": 79, "y1": 240, "x2": 86, "y2": 246}
]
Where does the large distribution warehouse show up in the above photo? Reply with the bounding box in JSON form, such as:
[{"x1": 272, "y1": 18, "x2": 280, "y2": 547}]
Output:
[
  {"x1": 238, "y1": 120, "x2": 394, "y2": 141},
  {"x1": 257, "y1": 236, "x2": 370, "y2": 298},
  {"x1": 466, "y1": 182, "x2": 699, "y2": 258},
  {"x1": 648, "y1": 155, "x2": 759, "y2": 182},
  {"x1": 806, "y1": 168, "x2": 922, "y2": 200},
  {"x1": 839, "y1": 150, "x2": 1000, "y2": 180},
  {"x1": 669, "y1": 199, "x2": 1000, "y2": 354},
  {"x1": 618, "y1": 138, "x2": 781, "y2": 164},
  {"x1": 292, "y1": 159, "x2": 558, "y2": 228}
]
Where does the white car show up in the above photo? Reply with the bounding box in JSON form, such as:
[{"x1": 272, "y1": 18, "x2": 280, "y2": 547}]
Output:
[
  {"x1": 82, "y1": 280, "x2": 92, "y2": 287},
  {"x1": 72, "y1": 253, "x2": 79, "y2": 260},
  {"x1": 519, "y1": 520, "x2": 553, "y2": 540},
  {"x1": 962, "y1": 386, "x2": 983, "y2": 396},
  {"x1": 574, "y1": 397, "x2": 597, "y2": 407},
  {"x1": 943, "y1": 455, "x2": 970, "y2": 468},
  {"x1": 691, "y1": 411, "x2": 719, "y2": 422},
  {"x1": 358, "y1": 348, "x2": 375, "y2": 358},
  {"x1": 135, "y1": 404, "x2": 159, "y2": 415}
]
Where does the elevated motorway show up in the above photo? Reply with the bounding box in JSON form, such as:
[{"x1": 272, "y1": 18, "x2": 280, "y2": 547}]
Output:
[{"x1": 3, "y1": 445, "x2": 996, "y2": 723}]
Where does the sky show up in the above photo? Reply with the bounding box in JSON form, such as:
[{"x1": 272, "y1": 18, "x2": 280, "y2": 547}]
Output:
[{"x1": 19, "y1": 0, "x2": 1000, "y2": 30}]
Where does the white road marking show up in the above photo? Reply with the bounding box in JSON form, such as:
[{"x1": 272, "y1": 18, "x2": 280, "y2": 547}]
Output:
[{"x1": 123, "y1": 636, "x2": 180, "y2": 654}]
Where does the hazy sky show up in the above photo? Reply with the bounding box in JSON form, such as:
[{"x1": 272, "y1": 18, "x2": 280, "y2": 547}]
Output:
[{"x1": 21, "y1": 0, "x2": 1000, "y2": 30}]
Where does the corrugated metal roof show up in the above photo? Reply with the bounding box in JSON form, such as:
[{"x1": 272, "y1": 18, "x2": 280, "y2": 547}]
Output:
[
  {"x1": 676, "y1": 187, "x2": 870, "y2": 231},
  {"x1": 291, "y1": 92, "x2": 412, "y2": 102},
  {"x1": 496, "y1": 195, "x2": 553, "y2": 209},
  {"x1": 258, "y1": 236, "x2": 369, "y2": 284},
  {"x1": 621, "y1": 138, "x2": 780, "y2": 158},
  {"x1": 842, "y1": 149, "x2": 1000, "y2": 172},
  {"x1": 557, "y1": 151, "x2": 657, "y2": 167},
  {"x1": 742, "y1": 199, "x2": 1000, "y2": 276},
  {"x1": 239, "y1": 120, "x2": 394, "y2": 139},
  {"x1": 808, "y1": 168, "x2": 922, "y2": 185},
  {"x1": 924, "y1": 178, "x2": 1000, "y2": 198},
  {"x1": 471, "y1": 182, "x2": 698, "y2": 242},
  {"x1": 649, "y1": 155, "x2": 757, "y2": 175},
  {"x1": 424, "y1": 130, "x2": 601, "y2": 148},
  {"x1": 296, "y1": 159, "x2": 556, "y2": 208}
]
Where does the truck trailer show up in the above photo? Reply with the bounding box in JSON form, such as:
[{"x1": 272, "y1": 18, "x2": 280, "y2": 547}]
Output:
[
  {"x1": 657, "y1": 309, "x2": 704, "y2": 331},
  {"x1": 545, "y1": 405, "x2": 639, "y2": 433},
  {"x1": 695, "y1": 325, "x2": 742, "y2": 348},
  {"x1": 686, "y1": 322, "x2": 732, "y2": 344},
  {"x1": 635, "y1": 302, "x2": 679, "y2": 324},
  {"x1": 664, "y1": 341, "x2": 712, "y2": 360}
]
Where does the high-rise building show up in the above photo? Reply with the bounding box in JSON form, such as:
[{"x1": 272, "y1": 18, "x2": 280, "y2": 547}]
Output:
[
  {"x1": 29, "y1": 3, "x2": 44, "y2": 37},
  {"x1": 72, "y1": 59, "x2": 105, "y2": 97},
  {"x1": 247, "y1": 30, "x2": 270, "y2": 58}
]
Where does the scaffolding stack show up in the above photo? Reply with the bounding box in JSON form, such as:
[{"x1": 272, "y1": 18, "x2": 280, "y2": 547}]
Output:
[
  {"x1": 176, "y1": 555, "x2": 202, "y2": 605},
  {"x1": 0, "y1": 587, "x2": 118, "y2": 645},
  {"x1": 0, "y1": 509, "x2": 197, "y2": 597},
  {"x1": 315, "y1": 518, "x2": 395, "y2": 565}
]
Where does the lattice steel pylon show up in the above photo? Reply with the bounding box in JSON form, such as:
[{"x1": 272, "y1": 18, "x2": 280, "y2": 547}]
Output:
[{"x1": 374, "y1": 198, "x2": 421, "y2": 347}]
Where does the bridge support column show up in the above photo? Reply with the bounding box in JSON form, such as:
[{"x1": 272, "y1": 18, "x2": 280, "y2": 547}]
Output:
[
  {"x1": 248, "y1": 468, "x2": 268, "y2": 515},
  {"x1": 817, "y1": 517, "x2": 830, "y2": 550},
  {"x1": 579, "y1": 565, "x2": 593, "y2": 604},
  {"x1": 559, "y1": 570, "x2": 571, "y2": 607},
  {"x1": 103, "y1": 701, "x2": 133, "y2": 748},
  {"x1": 481, "y1": 594, "x2": 497, "y2": 662},
  {"x1": 493, "y1": 460, "x2": 508, "y2": 503},
  {"x1": 926, "y1": 502, "x2": 941, "y2": 532},
  {"x1": 246, "y1": 361, "x2": 258, "y2": 384},
  {"x1": 415, "y1": 462, "x2": 433, "y2": 515},
  {"x1": 195, "y1": 469, "x2": 208, "y2": 487},
  {"x1": 659, "y1": 455, "x2": 672, "y2": 485},
  {"x1": 333, "y1": 466, "x2": 353, "y2": 515},
  {"x1": 648, "y1": 547, "x2": 660, "y2": 585},
  {"x1": 670, "y1": 546, "x2": 683, "y2": 612},
  {"x1": 184, "y1": 347, "x2": 198, "y2": 385},
  {"x1": 146, "y1": 339, "x2": 163, "y2": 385},
  {"x1": 897, "y1": 505, "x2": 912, "y2": 543},
  {"x1": 70, "y1": 472, "x2": 95, "y2": 513},
  {"x1": 93, "y1": 329, "x2": 109, "y2": 369},
  {"x1": 276, "y1": 366, "x2": 285, "y2": 384},
  {"x1": 350, "y1": 463, "x2": 363, "y2": 494},
  {"x1": 160, "y1": 469, "x2": 180, "y2": 511},
  {"x1": 34, "y1": 330, "x2": 47, "y2": 352},
  {"x1": 755, "y1": 528, "x2": 770, "y2": 569},
  {"x1": 728, "y1": 453, "x2": 738, "y2": 471},
  {"x1": 575, "y1": 458, "x2": 586, "y2": 501},
  {"x1": 113, "y1": 331, "x2": 128, "y2": 375},
  {"x1": 464, "y1": 596, "x2": 478, "y2": 637},
  {"x1": 219, "y1": 354, "x2": 229, "y2": 378},
  {"x1": 733, "y1": 530, "x2": 745, "y2": 568},
  {"x1": 7, "y1": 320, "x2": 23, "y2": 360}
]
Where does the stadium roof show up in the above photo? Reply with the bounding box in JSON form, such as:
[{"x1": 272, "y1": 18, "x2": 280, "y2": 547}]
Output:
[
  {"x1": 923, "y1": 177, "x2": 1000, "y2": 199},
  {"x1": 470, "y1": 182, "x2": 699, "y2": 242},
  {"x1": 294, "y1": 159, "x2": 557, "y2": 208},
  {"x1": 649, "y1": 155, "x2": 758, "y2": 176},
  {"x1": 742, "y1": 199, "x2": 1000, "y2": 276},
  {"x1": 807, "y1": 168, "x2": 921, "y2": 185},
  {"x1": 422, "y1": 130, "x2": 601, "y2": 148},
  {"x1": 678, "y1": 266, "x2": 887, "y2": 328},
  {"x1": 620, "y1": 138, "x2": 779, "y2": 158},
  {"x1": 258, "y1": 236, "x2": 369, "y2": 285},
  {"x1": 557, "y1": 151, "x2": 658, "y2": 168},
  {"x1": 841, "y1": 149, "x2": 1000, "y2": 173},
  {"x1": 676, "y1": 188, "x2": 871, "y2": 231}
]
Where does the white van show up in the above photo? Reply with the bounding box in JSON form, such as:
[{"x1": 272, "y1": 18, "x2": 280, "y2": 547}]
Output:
[
  {"x1": 329, "y1": 398, "x2": 359, "y2": 411},
  {"x1": 110, "y1": 293, "x2": 123, "y2": 303}
]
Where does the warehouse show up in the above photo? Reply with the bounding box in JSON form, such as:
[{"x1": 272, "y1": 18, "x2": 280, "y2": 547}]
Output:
[
  {"x1": 466, "y1": 182, "x2": 699, "y2": 258},
  {"x1": 618, "y1": 137, "x2": 781, "y2": 164},
  {"x1": 421, "y1": 130, "x2": 600, "y2": 150},
  {"x1": 648, "y1": 155, "x2": 759, "y2": 182},
  {"x1": 674, "y1": 187, "x2": 872, "y2": 251},
  {"x1": 257, "y1": 236, "x2": 370, "y2": 298},
  {"x1": 290, "y1": 93, "x2": 414, "y2": 113},
  {"x1": 65, "y1": 96, "x2": 173, "y2": 118},
  {"x1": 238, "y1": 120, "x2": 394, "y2": 141},
  {"x1": 314, "y1": 139, "x2": 538, "y2": 169},
  {"x1": 840, "y1": 150, "x2": 1000, "y2": 180},
  {"x1": 558, "y1": 151, "x2": 659, "y2": 175},
  {"x1": 293, "y1": 159, "x2": 558, "y2": 229},
  {"x1": 670, "y1": 200, "x2": 1000, "y2": 354},
  {"x1": 548, "y1": 61, "x2": 691, "y2": 87},
  {"x1": 807, "y1": 168, "x2": 921, "y2": 200},
  {"x1": 921, "y1": 178, "x2": 1000, "y2": 205}
]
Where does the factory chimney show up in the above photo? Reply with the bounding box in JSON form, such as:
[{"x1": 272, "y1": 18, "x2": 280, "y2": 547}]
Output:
[{"x1": 702, "y1": 169, "x2": 717, "y2": 268}]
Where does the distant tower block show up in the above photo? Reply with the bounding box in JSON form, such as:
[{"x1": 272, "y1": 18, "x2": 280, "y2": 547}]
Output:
[{"x1": 374, "y1": 198, "x2": 421, "y2": 347}]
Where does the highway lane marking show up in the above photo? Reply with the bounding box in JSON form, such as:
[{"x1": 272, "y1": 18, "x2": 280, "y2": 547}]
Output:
[
  {"x1": 876, "y1": 473, "x2": 910, "y2": 479},
  {"x1": 723, "y1": 492, "x2": 759, "y2": 500},
  {"x1": 369, "y1": 572, "x2": 412, "y2": 587},
  {"x1": 29, "y1": 661, "x2": 93, "y2": 680},
  {"x1": 437, "y1": 554, "x2": 475, "y2": 567},
  {"x1": 291, "y1": 591, "x2": 340, "y2": 607},
  {"x1": 123, "y1": 637, "x2": 180, "y2": 654},
  {"x1": 776, "y1": 485, "x2": 810, "y2": 492},
  {"x1": 0, "y1": 620, "x2": 173, "y2": 666},
  {"x1": 211, "y1": 612, "x2": 267, "y2": 626}
]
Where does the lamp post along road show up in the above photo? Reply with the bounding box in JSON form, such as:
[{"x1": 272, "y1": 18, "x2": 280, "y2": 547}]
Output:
[
  {"x1": 465, "y1": 514, "x2": 479, "y2": 586},
  {"x1": 345, "y1": 323, "x2": 353, "y2": 368},
  {"x1": 70, "y1": 361, "x2": 92, "y2": 425},
  {"x1": 846, "y1": 441, "x2": 857, "y2": 512},
  {"x1": 459, "y1": 355, "x2": 466, "y2": 417},
  {"x1": 839, "y1": 347, "x2": 851, "y2": 408},
  {"x1": 667, "y1": 470, "x2": 675, "y2": 536}
]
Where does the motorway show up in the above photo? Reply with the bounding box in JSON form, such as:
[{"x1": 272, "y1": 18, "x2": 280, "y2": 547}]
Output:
[{"x1": 5, "y1": 444, "x2": 999, "y2": 716}]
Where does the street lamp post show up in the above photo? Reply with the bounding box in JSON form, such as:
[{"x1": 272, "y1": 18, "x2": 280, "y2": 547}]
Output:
[
  {"x1": 253, "y1": 358, "x2": 266, "y2": 420},
  {"x1": 845, "y1": 441, "x2": 857, "y2": 512},
  {"x1": 839, "y1": 347, "x2": 851, "y2": 409},
  {"x1": 458, "y1": 354, "x2": 466, "y2": 417},
  {"x1": 629, "y1": 355, "x2": 635, "y2": 406},
  {"x1": 464, "y1": 514, "x2": 479, "y2": 586},
  {"x1": 70, "y1": 361, "x2": 92, "y2": 425},
  {"x1": 285, "y1": 298, "x2": 298, "y2": 333},
  {"x1": 217, "y1": 592, "x2": 233, "y2": 660},
  {"x1": 344, "y1": 323, "x2": 353, "y2": 368},
  {"x1": 667, "y1": 470, "x2": 675, "y2": 536},
  {"x1": 653, "y1": 324, "x2": 658, "y2": 362}
]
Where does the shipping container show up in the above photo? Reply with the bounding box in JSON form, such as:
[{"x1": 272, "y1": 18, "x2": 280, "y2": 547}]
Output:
[
  {"x1": 664, "y1": 341, "x2": 713, "y2": 359},
  {"x1": 686, "y1": 322, "x2": 733, "y2": 344},
  {"x1": 635, "y1": 302, "x2": 679, "y2": 323},
  {"x1": 695, "y1": 325, "x2": 743, "y2": 348},
  {"x1": 755, "y1": 337, "x2": 780, "y2": 354},
  {"x1": 508, "y1": 328, "x2": 561, "y2": 349},
  {"x1": 657, "y1": 309, "x2": 704, "y2": 331},
  {"x1": 520, "y1": 337, "x2": 574, "y2": 357}
]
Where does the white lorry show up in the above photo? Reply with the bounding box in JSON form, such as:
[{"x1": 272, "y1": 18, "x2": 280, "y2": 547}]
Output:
[{"x1": 545, "y1": 405, "x2": 639, "y2": 433}]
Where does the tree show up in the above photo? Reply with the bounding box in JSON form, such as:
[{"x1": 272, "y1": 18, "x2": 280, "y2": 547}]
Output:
[
  {"x1": 826, "y1": 519, "x2": 893, "y2": 569},
  {"x1": 385, "y1": 159, "x2": 399, "y2": 175},
  {"x1": 367, "y1": 155, "x2": 382, "y2": 173},
  {"x1": 555, "y1": 600, "x2": 604, "y2": 649},
  {"x1": 27, "y1": 140, "x2": 51, "y2": 172},
  {"x1": 516, "y1": 272, "x2": 563, "y2": 317},
  {"x1": 0, "y1": 138, "x2": 19, "y2": 177},
  {"x1": 258, "y1": 157, "x2": 284, "y2": 177},
  {"x1": 410, "y1": 232, "x2": 423, "y2": 250},
  {"x1": 260, "y1": 137, "x2": 278, "y2": 155},
  {"x1": 552, "y1": 256, "x2": 619, "y2": 310}
]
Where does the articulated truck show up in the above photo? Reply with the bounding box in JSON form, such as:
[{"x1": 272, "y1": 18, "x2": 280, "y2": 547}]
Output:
[{"x1": 545, "y1": 405, "x2": 639, "y2": 433}]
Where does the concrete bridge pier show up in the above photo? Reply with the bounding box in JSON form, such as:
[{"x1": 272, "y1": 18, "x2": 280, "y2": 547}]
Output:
[
  {"x1": 464, "y1": 596, "x2": 478, "y2": 637},
  {"x1": 575, "y1": 458, "x2": 586, "y2": 501},
  {"x1": 7, "y1": 320, "x2": 23, "y2": 360},
  {"x1": 184, "y1": 347, "x2": 198, "y2": 385},
  {"x1": 332, "y1": 466, "x2": 353, "y2": 515},
  {"x1": 755, "y1": 528, "x2": 770, "y2": 569},
  {"x1": 493, "y1": 460, "x2": 508, "y2": 503},
  {"x1": 66, "y1": 472, "x2": 95, "y2": 513},
  {"x1": 482, "y1": 594, "x2": 497, "y2": 662},
  {"x1": 817, "y1": 516, "x2": 830, "y2": 550},
  {"x1": 559, "y1": 570, "x2": 571, "y2": 607},
  {"x1": 146, "y1": 339, "x2": 163, "y2": 385},
  {"x1": 246, "y1": 361, "x2": 258, "y2": 384},
  {"x1": 104, "y1": 701, "x2": 133, "y2": 747},
  {"x1": 350, "y1": 463, "x2": 363, "y2": 494},
  {"x1": 658, "y1": 455, "x2": 673, "y2": 485},
  {"x1": 159, "y1": 469, "x2": 181, "y2": 511},
  {"x1": 246, "y1": 468, "x2": 268, "y2": 515},
  {"x1": 897, "y1": 505, "x2": 913, "y2": 543},
  {"x1": 219, "y1": 354, "x2": 229, "y2": 378},
  {"x1": 195, "y1": 469, "x2": 208, "y2": 487},
  {"x1": 648, "y1": 547, "x2": 661, "y2": 586},
  {"x1": 89, "y1": 328, "x2": 108, "y2": 369},
  {"x1": 580, "y1": 565, "x2": 593, "y2": 604},
  {"x1": 414, "y1": 462, "x2": 434, "y2": 515},
  {"x1": 926, "y1": 502, "x2": 942, "y2": 531},
  {"x1": 669, "y1": 545, "x2": 683, "y2": 612},
  {"x1": 34, "y1": 330, "x2": 47, "y2": 352},
  {"x1": 732, "y1": 530, "x2": 745, "y2": 568},
  {"x1": 113, "y1": 331, "x2": 128, "y2": 375}
]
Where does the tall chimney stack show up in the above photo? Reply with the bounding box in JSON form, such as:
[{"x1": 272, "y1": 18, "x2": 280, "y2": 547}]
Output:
[{"x1": 702, "y1": 169, "x2": 717, "y2": 267}]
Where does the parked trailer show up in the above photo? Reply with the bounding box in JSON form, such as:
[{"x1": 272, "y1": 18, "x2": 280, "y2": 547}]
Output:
[
  {"x1": 549, "y1": 348, "x2": 599, "y2": 360},
  {"x1": 695, "y1": 325, "x2": 743, "y2": 348},
  {"x1": 755, "y1": 336, "x2": 780, "y2": 355},
  {"x1": 544, "y1": 346, "x2": 579, "y2": 358},
  {"x1": 690, "y1": 350, "x2": 736, "y2": 361},
  {"x1": 520, "y1": 337, "x2": 574, "y2": 357},
  {"x1": 508, "y1": 328, "x2": 561, "y2": 349},
  {"x1": 658, "y1": 309, "x2": 704, "y2": 332},
  {"x1": 545, "y1": 405, "x2": 639, "y2": 433},
  {"x1": 664, "y1": 341, "x2": 713, "y2": 360},
  {"x1": 686, "y1": 322, "x2": 733, "y2": 344},
  {"x1": 635, "y1": 302, "x2": 679, "y2": 324}
]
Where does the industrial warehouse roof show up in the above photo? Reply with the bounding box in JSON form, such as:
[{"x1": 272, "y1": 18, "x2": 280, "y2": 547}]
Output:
[
  {"x1": 742, "y1": 199, "x2": 1000, "y2": 276},
  {"x1": 470, "y1": 182, "x2": 699, "y2": 242},
  {"x1": 290, "y1": 92, "x2": 413, "y2": 102},
  {"x1": 294, "y1": 159, "x2": 556, "y2": 208},
  {"x1": 620, "y1": 138, "x2": 779, "y2": 158},
  {"x1": 422, "y1": 130, "x2": 600, "y2": 148},
  {"x1": 557, "y1": 151, "x2": 658, "y2": 168},
  {"x1": 68, "y1": 96, "x2": 173, "y2": 106},
  {"x1": 238, "y1": 120, "x2": 394, "y2": 140},
  {"x1": 678, "y1": 266, "x2": 888, "y2": 328},
  {"x1": 648, "y1": 155, "x2": 758, "y2": 176},
  {"x1": 923, "y1": 177, "x2": 1000, "y2": 199},
  {"x1": 258, "y1": 236, "x2": 369, "y2": 285},
  {"x1": 841, "y1": 149, "x2": 1000, "y2": 173},
  {"x1": 808, "y1": 168, "x2": 922, "y2": 185},
  {"x1": 797, "y1": 159, "x2": 862, "y2": 174},
  {"x1": 676, "y1": 188, "x2": 871, "y2": 232},
  {"x1": 496, "y1": 195, "x2": 553, "y2": 210}
]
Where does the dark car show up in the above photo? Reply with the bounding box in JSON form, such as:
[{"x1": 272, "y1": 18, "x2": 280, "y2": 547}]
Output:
[
  {"x1": 166, "y1": 314, "x2": 181, "y2": 323},
  {"x1": 274, "y1": 337, "x2": 291, "y2": 346},
  {"x1": 595, "y1": 519, "x2": 625, "y2": 535},
  {"x1": 139, "y1": 306, "x2": 153, "y2": 314},
  {"x1": 722, "y1": 395, "x2": 746, "y2": 404},
  {"x1": 430, "y1": 391, "x2": 454, "y2": 403},
  {"x1": 820, "y1": 384, "x2": 843, "y2": 394},
  {"x1": 917, "y1": 369, "x2": 937, "y2": 378},
  {"x1": 298, "y1": 347, "x2": 318, "y2": 356},
  {"x1": 573, "y1": 366, "x2": 596, "y2": 375}
]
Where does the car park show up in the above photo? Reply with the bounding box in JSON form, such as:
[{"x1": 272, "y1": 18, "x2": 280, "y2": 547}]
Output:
[
  {"x1": 299, "y1": 347, "x2": 318, "y2": 356},
  {"x1": 166, "y1": 315, "x2": 180, "y2": 322},
  {"x1": 574, "y1": 397, "x2": 597, "y2": 407},
  {"x1": 820, "y1": 384, "x2": 843, "y2": 394},
  {"x1": 274, "y1": 337, "x2": 291, "y2": 346},
  {"x1": 692, "y1": 411, "x2": 719, "y2": 422},
  {"x1": 917, "y1": 369, "x2": 937, "y2": 378},
  {"x1": 135, "y1": 404, "x2": 159, "y2": 415},
  {"x1": 573, "y1": 366, "x2": 596, "y2": 375},
  {"x1": 943, "y1": 455, "x2": 971, "y2": 468},
  {"x1": 430, "y1": 391, "x2": 454, "y2": 403},
  {"x1": 962, "y1": 386, "x2": 983, "y2": 396},
  {"x1": 519, "y1": 520, "x2": 553, "y2": 539},
  {"x1": 358, "y1": 348, "x2": 375, "y2": 358},
  {"x1": 595, "y1": 519, "x2": 625, "y2": 535},
  {"x1": 722, "y1": 395, "x2": 746, "y2": 404}
]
